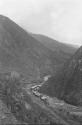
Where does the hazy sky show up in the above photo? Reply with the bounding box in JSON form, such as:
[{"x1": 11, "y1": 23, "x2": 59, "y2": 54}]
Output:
[{"x1": 0, "y1": 0, "x2": 82, "y2": 46}]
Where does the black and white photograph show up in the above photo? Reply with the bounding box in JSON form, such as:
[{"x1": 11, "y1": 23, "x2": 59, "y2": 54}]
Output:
[{"x1": 0, "y1": 0, "x2": 81, "y2": 125}]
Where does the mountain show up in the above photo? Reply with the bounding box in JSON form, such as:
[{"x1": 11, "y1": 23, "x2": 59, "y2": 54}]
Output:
[
  {"x1": 39, "y1": 45, "x2": 82, "y2": 106},
  {"x1": 32, "y1": 34, "x2": 77, "y2": 60},
  {"x1": 0, "y1": 15, "x2": 63, "y2": 82}
]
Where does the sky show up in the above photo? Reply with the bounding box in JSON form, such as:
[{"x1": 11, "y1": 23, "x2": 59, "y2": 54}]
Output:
[{"x1": 0, "y1": 0, "x2": 82, "y2": 46}]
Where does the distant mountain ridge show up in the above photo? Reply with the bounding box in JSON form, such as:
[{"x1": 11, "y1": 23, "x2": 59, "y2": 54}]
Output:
[
  {"x1": 32, "y1": 34, "x2": 77, "y2": 53},
  {"x1": 32, "y1": 34, "x2": 77, "y2": 63}
]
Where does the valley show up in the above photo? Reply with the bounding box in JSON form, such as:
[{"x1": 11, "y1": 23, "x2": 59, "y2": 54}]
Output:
[{"x1": 0, "y1": 15, "x2": 81, "y2": 125}]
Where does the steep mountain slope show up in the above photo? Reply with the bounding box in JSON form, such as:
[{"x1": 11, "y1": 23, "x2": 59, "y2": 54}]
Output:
[
  {"x1": 39, "y1": 46, "x2": 82, "y2": 106},
  {"x1": 0, "y1": 15, "x2": 61, "y2": 82},
  {"x1": 32, "y1": 34, "x2": 77, "y2": 62}
]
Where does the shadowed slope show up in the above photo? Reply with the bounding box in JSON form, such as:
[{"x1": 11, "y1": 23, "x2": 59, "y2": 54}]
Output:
[{"x1": 39, "y1": 46, "x2": 82, "y2": 106}]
